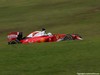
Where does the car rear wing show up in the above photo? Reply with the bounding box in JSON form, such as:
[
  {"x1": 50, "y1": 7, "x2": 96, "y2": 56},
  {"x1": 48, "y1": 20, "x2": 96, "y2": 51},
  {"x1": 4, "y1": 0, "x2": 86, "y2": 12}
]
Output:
[{"x1": 7, "y1": 32, "x2": 23, "y2": 44}]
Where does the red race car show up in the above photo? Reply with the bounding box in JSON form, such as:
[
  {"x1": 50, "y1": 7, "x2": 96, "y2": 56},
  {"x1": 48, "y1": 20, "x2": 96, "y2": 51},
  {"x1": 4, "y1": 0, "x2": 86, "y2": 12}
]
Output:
[{"x1": 7, "y1": 31, "x2": 83, "y2": 44}]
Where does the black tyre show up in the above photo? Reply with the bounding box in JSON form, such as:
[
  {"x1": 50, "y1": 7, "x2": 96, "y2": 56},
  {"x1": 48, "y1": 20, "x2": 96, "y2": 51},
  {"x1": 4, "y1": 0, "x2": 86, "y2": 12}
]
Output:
[
  {"x1": 62, "y1": 34, "x2": 73, "y2": 41},
  {"x1": 67, "y1": 34, "x2": 73, "y2": 40},
  {"x1": 8, "y1": 40, "x2": 21, "y2": 45}
]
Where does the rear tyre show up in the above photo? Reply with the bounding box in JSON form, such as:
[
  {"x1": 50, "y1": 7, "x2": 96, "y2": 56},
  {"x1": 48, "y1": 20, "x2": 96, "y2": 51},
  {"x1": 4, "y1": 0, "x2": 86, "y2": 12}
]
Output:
[{"x1": 8, "y1": 40, "x2": 20, "y2": 45}]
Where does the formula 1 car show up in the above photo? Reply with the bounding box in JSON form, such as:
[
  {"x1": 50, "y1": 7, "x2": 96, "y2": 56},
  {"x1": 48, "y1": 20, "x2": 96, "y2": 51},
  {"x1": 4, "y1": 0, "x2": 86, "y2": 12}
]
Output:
[{"x1": 7, "y1": 31, "x2": 83, "y2": 44}]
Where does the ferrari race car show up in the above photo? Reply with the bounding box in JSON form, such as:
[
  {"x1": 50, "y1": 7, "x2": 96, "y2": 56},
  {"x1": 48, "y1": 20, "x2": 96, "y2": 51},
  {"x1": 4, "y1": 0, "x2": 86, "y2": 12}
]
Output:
[{"x1": 7, "y1": 31, "x2": 83, "y2": 44}]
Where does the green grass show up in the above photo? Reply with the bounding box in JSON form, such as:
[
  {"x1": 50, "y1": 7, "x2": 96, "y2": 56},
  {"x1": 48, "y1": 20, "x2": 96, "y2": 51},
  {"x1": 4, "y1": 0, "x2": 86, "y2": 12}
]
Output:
[
  {"x1": 0, "y1": 0, "x2": 100, "y2": 75},
  {"x1": 0, "y1": 40, "x2": 100, "y2": 75}
]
